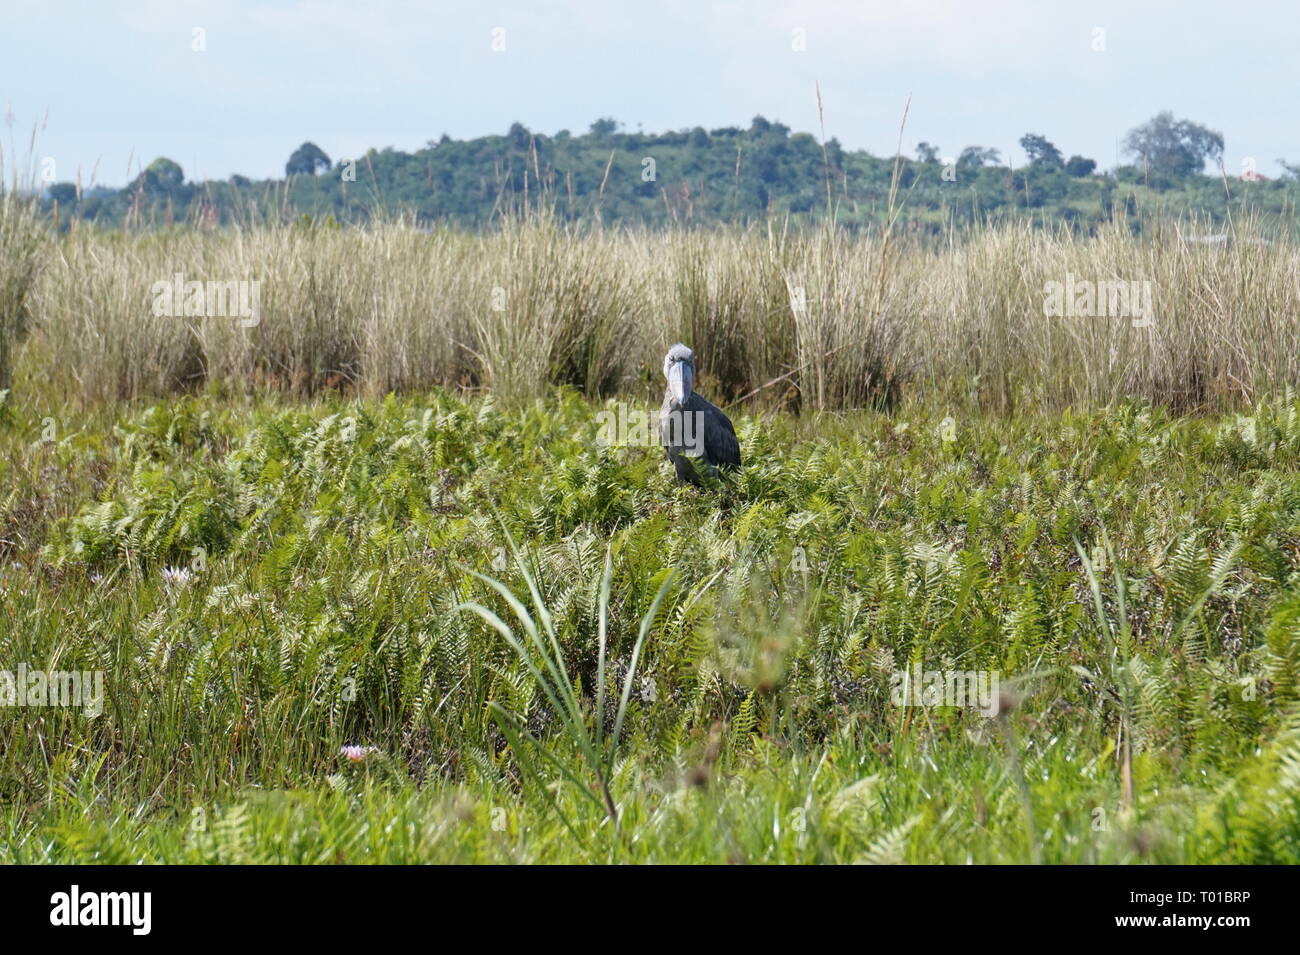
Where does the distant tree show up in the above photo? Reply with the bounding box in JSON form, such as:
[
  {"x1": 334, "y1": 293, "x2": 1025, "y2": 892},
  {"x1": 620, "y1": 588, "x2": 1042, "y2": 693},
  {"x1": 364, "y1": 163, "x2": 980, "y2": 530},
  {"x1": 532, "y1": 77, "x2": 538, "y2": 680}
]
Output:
[
  {"x1": 47, "y1": 182, "x2": 78, "y2": 205},
  {"x1": 957, "y1": 146, "x2": 1000, "y2": 169},
  {"x1": 1123, "y1": 111, "x2": 1223, "y2": 177},
  {"x1": 1065, "y1": 155, "x2": 1097, "y2": 177},
  {"x1": 230, "y1": 174, "x2": 252, "y2": 188},
  {"x1": 131, "y1": 158, "x2": 186, "y2": 197},
  {"x1": 689, "y1": 126, "x2": 710, "y2": 148},
  {"x1": 1019, "y1": 133, "x2": 1063, "y2": 167},
  {"x1": 916, "y1": 142, "x2": 940, "y2": 164},
  {"x1": 589, "y1": 117, "x2": 620, "y2": 137},
  {"x1": 285, "y1": 142, "x2": 331, "y2": 176},
  {"x1": 507, "y1": 122, "x2": 531, "y2": 150}
]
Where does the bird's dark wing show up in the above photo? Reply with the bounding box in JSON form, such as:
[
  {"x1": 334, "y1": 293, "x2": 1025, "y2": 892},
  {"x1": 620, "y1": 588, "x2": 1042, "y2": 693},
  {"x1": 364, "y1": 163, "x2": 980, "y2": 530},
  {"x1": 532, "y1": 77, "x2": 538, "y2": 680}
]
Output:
[{"x1": 702, "y1": 399, "x2": 741, "y2": 470}]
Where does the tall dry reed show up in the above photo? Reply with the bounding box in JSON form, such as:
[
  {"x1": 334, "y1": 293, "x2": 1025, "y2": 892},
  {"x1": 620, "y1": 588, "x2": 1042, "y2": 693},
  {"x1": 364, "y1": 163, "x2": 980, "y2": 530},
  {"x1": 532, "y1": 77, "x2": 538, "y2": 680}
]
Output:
[{"x1": 19, "y1": 216, "x2": 1300, "y2": 413}]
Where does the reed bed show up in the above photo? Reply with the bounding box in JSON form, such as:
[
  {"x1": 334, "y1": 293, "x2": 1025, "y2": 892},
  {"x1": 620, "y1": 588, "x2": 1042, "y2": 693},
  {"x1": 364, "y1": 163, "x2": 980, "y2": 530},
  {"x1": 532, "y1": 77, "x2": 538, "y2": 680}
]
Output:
[{"x1": 10, "y1": 215, "x2": 1300, "y2": 412}]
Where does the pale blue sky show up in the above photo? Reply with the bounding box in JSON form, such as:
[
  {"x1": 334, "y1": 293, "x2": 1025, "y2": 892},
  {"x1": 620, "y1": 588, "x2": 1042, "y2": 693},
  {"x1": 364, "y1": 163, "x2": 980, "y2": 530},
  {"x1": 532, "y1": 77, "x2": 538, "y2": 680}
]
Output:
[{"x1": 3, "y1": 0, "x2": 1296, "y2": 187}]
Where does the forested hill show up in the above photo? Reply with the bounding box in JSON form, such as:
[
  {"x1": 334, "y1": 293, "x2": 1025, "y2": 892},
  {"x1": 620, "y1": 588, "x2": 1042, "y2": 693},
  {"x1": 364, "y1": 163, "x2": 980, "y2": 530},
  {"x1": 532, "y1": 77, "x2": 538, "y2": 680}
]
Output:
[{"x1": 45, "y1": 114, "x2": 1300, "y2": 233}]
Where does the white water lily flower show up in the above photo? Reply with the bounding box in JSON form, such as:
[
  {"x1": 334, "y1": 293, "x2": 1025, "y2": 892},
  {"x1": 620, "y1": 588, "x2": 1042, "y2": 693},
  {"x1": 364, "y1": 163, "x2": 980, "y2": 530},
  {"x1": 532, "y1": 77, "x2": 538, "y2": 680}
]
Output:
[{"x1": 161, "y1": 566, "x2": 194, "y2": 586}]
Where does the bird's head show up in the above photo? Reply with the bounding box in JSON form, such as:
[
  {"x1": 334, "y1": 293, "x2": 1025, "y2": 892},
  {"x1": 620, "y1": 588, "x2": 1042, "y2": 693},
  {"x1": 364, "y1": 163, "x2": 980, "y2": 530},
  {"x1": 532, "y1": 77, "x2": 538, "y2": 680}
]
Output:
[{"x1": 664, "y1": 343, "x2": 695, "y2": 407}]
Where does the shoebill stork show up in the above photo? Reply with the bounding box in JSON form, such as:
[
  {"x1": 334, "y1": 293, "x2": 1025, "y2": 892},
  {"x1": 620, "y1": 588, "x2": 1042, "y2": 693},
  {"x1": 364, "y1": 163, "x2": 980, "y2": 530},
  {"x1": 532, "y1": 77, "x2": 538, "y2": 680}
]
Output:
[{"x1": 660, "y1": 343, "x2": 741, "y2": 485}]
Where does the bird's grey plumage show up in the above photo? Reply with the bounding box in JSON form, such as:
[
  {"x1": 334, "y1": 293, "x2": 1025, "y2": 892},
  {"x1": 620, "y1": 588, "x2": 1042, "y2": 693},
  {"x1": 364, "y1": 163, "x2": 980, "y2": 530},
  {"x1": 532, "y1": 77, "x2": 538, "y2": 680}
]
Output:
[{"x1": 660, "y1": 343, "x2": 741, "y2": 485}]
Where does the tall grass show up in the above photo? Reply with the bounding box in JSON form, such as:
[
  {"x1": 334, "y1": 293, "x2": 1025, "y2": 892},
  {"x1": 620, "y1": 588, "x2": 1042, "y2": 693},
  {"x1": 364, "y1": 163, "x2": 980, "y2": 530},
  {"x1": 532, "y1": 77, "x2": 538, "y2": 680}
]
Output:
[
  {"x1": 0, "y1": 170, "x2": 43, "y2": 392},
  {"x1": 18, "y1": 214, "x2": 1300, "y2": 412},
  {"x1": 460, "y1": 535, "x2": 675, "y2": 836}
]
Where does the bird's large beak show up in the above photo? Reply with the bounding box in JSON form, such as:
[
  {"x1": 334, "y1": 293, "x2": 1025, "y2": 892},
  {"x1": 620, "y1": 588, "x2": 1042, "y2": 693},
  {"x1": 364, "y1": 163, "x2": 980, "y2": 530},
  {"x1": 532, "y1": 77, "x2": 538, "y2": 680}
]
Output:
[{"x1": 667, "y1": 362, "x2": 692, "y2": 406}]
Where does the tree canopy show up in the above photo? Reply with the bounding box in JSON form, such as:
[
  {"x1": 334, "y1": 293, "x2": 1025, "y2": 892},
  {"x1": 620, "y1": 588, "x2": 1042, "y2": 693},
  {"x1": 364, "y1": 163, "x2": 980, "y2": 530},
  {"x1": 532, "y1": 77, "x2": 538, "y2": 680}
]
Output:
[
  {"x1": 40, "y1": 112, "x2": 1297, "y2": 234},
  {"x1": 1124, "y1": 111, "x2": 1224, "y2": 179},
  {"x1": 1020, "y1": 133, "x2": 1063, "y2": 167},
  {"x1": 285, "y1": 142, "x2": 332, "y2": 176}
]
